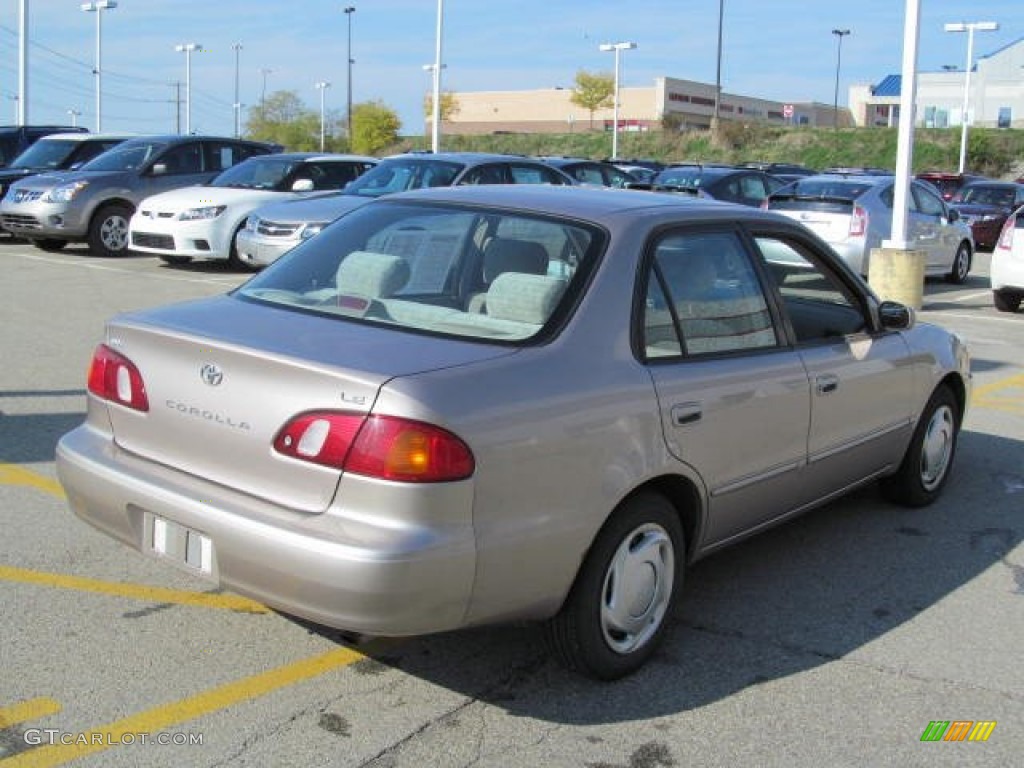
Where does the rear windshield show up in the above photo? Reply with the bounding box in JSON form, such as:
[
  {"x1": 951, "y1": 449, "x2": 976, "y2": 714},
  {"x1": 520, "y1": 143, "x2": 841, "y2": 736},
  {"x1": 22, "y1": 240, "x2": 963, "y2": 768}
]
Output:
[
  {"x1": 236, "y1": 200, "x2": 604, "y2": 343},
  {"x1": 771, "y1": 178, "x2": 875, "y2": 201},
  {"x1": 956, "y1": 185, "x2": 1016, "y2": 207},
  {"x1": 344, "y1": 159, "x2": 463, "y2": 198},
  {"x1": 652, "y1": 167, "x2": 720, "y2": 190}
]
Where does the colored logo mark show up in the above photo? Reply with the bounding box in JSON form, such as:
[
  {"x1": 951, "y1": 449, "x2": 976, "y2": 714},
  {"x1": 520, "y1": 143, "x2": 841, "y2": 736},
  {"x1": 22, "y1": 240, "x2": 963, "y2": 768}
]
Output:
[{"x1": 920, "y1": 720, "x2": 996, "y2": 742}]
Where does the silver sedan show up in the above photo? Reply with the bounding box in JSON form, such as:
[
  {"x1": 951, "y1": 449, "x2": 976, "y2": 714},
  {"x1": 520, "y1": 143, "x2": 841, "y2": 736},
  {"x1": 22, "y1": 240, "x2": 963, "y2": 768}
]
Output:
[{"x1": 56, "y1": 185, "x2": 970, "y2": 680}]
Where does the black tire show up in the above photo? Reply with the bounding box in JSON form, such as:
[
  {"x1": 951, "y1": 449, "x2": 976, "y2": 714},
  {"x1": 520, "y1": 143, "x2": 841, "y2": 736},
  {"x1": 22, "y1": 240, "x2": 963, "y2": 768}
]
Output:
[
  {"x1": 993, "y1": 290, "x2": 1021, "y2": 313},
  {"x1": 159, "y1": 255, "x2": 192, "y2": 266},
  {"x1": 545, "y1": 491, "x2": 684, "y2": 680},
  {"x1": 87, "y1": 203, "x2": 133, "y2": 257},
  {"x1": 227, "y1": 226, "x2": 256, "y2": 271},
  {"x1": 945, "y1": 241, "x2": 972, "y2": 284},
  {"x1": 881, "y1": 385, "x2": 960, "y2": 507},
  {"x1": 32, "y1": 239, "x2": 67, "y2": 252}
]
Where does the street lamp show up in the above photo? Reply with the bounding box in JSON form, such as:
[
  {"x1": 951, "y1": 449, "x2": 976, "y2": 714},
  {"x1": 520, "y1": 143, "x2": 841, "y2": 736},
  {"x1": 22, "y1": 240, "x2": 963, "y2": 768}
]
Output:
[
  {"x1": 713, "y1": 0, "x2": 724, "y2": 126},
  {"x1": 344, "y1": 6, "x2": 355, "y2": 142},
  {"x1": 831, "y1": 28, "x2": 850, "y2": 130},
  {"x1": 315, "y1": 81, "x2": 331, "y2": 151},
  {"x1": 232, "y1": 42, "x2": 242, "y2": 138},
  {"x1": 945, "y1": 21, "x2": 999, "y2": 174},
  {"x1": 430, "y1": 0, "x2": 445, "y2": 153},
  {"x1": 81, "y1": 1, "x2": 118, "y2": 132},
  {"x1": 175, "y1": 43, "x2": 202, "y2": 134},
  {"x1": 260, "y1": 68, "x2": 272, "y2": 120},
  {"x1": 598, "y1": 41, "x2": 637, "y2": 160},
  {"x1": 67, "y1": 108, "x2": 81, "y2": 128}
]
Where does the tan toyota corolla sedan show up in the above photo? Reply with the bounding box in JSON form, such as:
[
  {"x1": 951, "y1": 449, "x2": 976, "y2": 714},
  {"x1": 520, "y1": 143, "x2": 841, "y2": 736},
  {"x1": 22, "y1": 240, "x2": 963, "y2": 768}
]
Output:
[{"x1": 57, "y1": 184, "x2": 971, "y2": 680}]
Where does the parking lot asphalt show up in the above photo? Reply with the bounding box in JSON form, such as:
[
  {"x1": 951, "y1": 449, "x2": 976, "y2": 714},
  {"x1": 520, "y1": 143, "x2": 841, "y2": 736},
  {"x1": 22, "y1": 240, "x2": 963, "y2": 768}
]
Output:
[{"x1": 1, "y1": 242, "x2": 1021, "y2": 768}]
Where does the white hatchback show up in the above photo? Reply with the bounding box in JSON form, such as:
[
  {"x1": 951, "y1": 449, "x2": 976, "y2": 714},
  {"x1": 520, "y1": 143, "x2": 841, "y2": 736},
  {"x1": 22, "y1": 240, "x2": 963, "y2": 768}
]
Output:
[
  {"x1": 128, "y1": 153, "x2": 376, "y2": 268},
  {"x1": 992, "y1": 205, "x2": 1024, "y2": 313}
]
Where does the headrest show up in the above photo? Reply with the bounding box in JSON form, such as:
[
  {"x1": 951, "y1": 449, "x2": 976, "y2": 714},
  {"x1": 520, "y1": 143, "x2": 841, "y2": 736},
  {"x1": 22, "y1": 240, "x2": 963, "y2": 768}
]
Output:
[
  {"x1": 482, "y1": 238, "x2": 549, "y2": 282},
  {"x1": 336, "y1": 251, "x2": 410, "y2": 298},
  {"x1": 485, "y1": 273, "x2": 567, "y2": 325}
]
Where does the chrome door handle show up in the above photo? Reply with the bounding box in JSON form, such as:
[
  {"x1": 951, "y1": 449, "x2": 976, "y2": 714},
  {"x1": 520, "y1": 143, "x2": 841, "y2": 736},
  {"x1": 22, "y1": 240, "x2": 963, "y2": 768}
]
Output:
[
  {"x1": 671, "y1": 403, "x2": 703, "y2": 426},
  {"x1": 815, "y1": 375, "x2": 839, "y2": 395}
]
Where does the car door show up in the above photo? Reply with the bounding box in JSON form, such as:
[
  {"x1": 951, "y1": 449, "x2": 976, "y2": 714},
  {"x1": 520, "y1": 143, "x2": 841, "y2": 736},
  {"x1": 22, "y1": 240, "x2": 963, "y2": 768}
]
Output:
[
  {"x1": 751, "y1": 228, "x2": 916, "y2": 500},
  {"x1": 641, "y1": 227, "x2": 812, "y2": 548},
  {"x1": 910, "y1": 181, "x2": 953, "y2": 270}
]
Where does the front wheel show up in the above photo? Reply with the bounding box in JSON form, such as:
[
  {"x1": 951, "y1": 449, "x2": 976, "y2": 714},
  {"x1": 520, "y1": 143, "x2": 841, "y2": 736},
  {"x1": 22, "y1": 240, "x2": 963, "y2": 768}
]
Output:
[
  {"x1": 945, "y1": 242, "x2": 972, "y2": 284},
  {"x1": 993, "y1": 290, "x2": 1022, "y2": 313},
  {"x1": 87, "y1": 203, "x2": 133, "y2": 257},
  {"x1": 545, "y1": 492, "x2": 684, "y2": 680},
  {"x1": 881, "y1": 385, "x2": 960, "y2": 507}
]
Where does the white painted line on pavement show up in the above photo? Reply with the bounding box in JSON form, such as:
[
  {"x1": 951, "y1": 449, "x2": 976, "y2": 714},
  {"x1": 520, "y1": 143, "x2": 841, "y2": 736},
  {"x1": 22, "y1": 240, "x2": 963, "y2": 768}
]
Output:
[{"x1": 16, "y1": 252, "x2": 243, "y2": 286}]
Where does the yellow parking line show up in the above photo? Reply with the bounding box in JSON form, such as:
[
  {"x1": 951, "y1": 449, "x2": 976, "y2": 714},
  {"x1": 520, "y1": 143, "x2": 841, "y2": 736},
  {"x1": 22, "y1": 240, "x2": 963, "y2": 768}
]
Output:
[
  {"x1": 0, "y1": 646, "x2": 364, "y2": 768},
  {"x1": 972, "y1": 372, "x2": 1024, "y2": 401},
  {"x1": 0, "y1": 465, "x2": 64, "y2": 498},
  {"x1": 0, "y1": 565, "x2": 267, "y2": 614},
  {"x1": 0, "y1": 698, "x2": 62, "y2": 729}
]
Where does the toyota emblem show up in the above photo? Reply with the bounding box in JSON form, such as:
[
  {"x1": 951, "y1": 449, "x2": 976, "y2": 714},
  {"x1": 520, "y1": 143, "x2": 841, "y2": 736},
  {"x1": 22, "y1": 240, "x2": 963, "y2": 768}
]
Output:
[{"x1": 200, "y1": 363, "x2": 223, "y2": 386}]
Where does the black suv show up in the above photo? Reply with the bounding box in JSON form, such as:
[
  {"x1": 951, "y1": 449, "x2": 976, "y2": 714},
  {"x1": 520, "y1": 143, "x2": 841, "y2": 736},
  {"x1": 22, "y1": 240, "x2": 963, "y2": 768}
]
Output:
[{"x1": 0, "y1": 125, "x2": 88, "y2": 168}]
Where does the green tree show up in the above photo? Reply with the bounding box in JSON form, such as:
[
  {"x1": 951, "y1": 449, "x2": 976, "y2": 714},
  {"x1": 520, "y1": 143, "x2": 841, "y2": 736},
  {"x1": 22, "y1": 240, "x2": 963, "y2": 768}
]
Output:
[
  {"x1": 244, "y1": 90, "x2": 323, "y2": 150},
  {"x1": 423, "y1": 91, "x2": 461, "y2": 122},
  {"x1": 351, "y1": 100, "x2": 402, "y2": 155},
  {"x1": 570, "y1": 71, "x2": 614, "y2": 129}
]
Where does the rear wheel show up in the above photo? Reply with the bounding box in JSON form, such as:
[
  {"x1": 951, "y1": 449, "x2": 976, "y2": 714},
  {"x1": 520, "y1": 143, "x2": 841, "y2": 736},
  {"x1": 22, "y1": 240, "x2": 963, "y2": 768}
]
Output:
[
  {"x1": 87, "y1": 203, "x2": 133, "y2": 257},
  {"x1": 993, "y1": 290, "x2": 1022, "y2": 313},
  {"x1": 33, "y1": 239, "x2": 67, "y2": 252},
  {"x1": 881, "y1": 385, "x2": 959, "y2": 507},
  {"x1": 945, "y1": 242, "x2": 971, "y2": 284},
  {"x1": 545, "y1": 492, "x2": 684, "y2": 680}
]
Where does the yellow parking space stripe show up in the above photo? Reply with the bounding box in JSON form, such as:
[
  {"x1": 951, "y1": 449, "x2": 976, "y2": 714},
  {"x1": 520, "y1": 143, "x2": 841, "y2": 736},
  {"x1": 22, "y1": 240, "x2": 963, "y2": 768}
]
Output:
[
  {"x1": 0, "y1": 646, "x2": 364, "y2": 768},
  {"x1": 0, "y1": 698, "x2": 62, "y2": 729},
  {"x1": 0, "y1": 565, "x2": 267, "y2": 614},
  {"x1": 972, "y1": 372, "x2": 1024, "y2": 413},
  {"x1": 0, "y1": 465, "x2": 64, "y2": 499}
]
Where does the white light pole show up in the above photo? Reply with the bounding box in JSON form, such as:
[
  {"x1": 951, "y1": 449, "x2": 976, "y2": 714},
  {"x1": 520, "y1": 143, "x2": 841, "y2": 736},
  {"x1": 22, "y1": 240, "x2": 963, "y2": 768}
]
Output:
[
  {"x1": 315, "y1": 81, "x2": 331, "y2": 151},
  {"x1": 599, "y1": 41, "x2": 637, "y2": 160},
  {"x1": 260, "y1": 67, "x2": 272, "y2": 120},
  {"x1": 81, "y1": 1, "x2": 118, "y2": 132},
  {"x1": 944, "y1": 21, "x2": 999, "y2": 174},
  {"x1": 175, "y1": 43, "x2": 202, "y2": 134},
  {"x1": 344, "y1": 6, "x2": 355, "y2": 141},
  {"x1": 232, "y1": 42, "x2": 242, "y2": 138},
  {"x1": 430, "y1": 0, "x2": 445, "y2": 153},
  {"x1": 67, "y1": 108, "x2": 81, "y2": 127},
  {"x1": 831, "y1": 29, "x2": 850, "y2": 130}
]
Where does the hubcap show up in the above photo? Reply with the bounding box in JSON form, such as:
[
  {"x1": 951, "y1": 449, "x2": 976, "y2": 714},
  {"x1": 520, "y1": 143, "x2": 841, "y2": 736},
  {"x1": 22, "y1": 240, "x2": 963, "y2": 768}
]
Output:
[
  {"x1": 600, "y1": 523, "x2": 674, "y2": 655},
  {"x1": 101, "y1": 215, "x2": 129, "y2": 251},
  {"x1": 920, "y1": 404, "x2": 955, "y2": 491}
]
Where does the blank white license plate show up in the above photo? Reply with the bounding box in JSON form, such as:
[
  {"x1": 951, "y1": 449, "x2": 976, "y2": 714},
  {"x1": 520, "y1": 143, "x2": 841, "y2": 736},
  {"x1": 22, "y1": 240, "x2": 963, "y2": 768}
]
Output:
[{"x1": 148, "y1": 515, "x2": 214, "y2": 575}]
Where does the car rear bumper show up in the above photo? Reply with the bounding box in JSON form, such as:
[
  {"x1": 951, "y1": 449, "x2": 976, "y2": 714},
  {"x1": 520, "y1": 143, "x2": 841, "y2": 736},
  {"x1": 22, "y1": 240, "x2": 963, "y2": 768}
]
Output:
[
  {"x1": 991, "y1": 249, "x2": 1024, "y2": 293},
  {"x1": 56, "y1": 423, "x2": 477, "y2": 636}
]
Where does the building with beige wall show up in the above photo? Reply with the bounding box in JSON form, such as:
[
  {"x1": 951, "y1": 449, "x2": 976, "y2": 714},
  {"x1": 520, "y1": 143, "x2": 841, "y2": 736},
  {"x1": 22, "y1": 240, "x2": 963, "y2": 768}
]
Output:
[{"x1": 440, "y1": 76, "x2": 848, "y2": 136}]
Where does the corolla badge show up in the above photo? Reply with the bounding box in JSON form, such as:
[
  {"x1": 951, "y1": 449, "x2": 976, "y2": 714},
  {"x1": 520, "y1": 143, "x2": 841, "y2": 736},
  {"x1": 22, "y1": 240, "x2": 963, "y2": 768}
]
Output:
[{"x1": 200, "y1": 363, "x2": 224, "y2": 386}]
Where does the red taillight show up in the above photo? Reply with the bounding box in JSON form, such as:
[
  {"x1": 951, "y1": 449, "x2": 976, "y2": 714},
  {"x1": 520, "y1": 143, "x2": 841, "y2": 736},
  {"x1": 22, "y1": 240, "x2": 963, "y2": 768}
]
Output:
[
  {"x1": 996, "y1": 215, "x2": 1016, "y2": 251},
  {"x1": 87, "y1": 344, "x2": 149, "y2": 412},
  {"x1": 273, "y1": 411, "x2": 475, "y2": 482},
  {"x1": 849, "y1": 204, "x2": 868, "y2": 237}
]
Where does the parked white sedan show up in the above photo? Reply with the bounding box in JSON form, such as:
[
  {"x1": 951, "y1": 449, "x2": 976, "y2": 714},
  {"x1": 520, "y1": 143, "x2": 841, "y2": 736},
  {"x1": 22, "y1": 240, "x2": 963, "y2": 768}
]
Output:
[
  {"x1": 992, "y1": 205, "x2": 1024, "y2": 312},
  {"x1": 128, "y1": 153, "x2": 376, "y2": 268}
]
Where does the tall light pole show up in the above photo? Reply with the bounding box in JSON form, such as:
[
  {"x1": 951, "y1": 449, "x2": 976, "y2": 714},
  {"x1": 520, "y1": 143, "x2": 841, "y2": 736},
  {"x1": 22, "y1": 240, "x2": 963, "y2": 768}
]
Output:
[
  {"x1": 81, "y1": 1, "x2": 118, "y2": 132},
  {"x1": 315, "y1": 81, "x2": 331, "y2": 151},
  {"x1": 430, "y1": 0, "x2": 445, "y2": 153},
  {"x1": 831, "y1": 28, "x2": 850, "y2": 130},
  {"x1": 344, "y1": 6, "x2": 355, "y2": 142},
  {"x1": 67, "y1": 108, "x2": 81, "y2": 127},
  {"x1": 175, "y1": 43, "x2": 202, "y2": 134},
  {"x1": 945, "y1": 21, "x2": 999, "y2": 174},
  {"x1": 713, "y1": 0, "x2": 724, "y2": 127},
  {"x1": 232, "y1": 42, "x2": 242, "y2": 138},
  {"x1": 260, "y1": 68, "x2": 272, "y2": 120},
  {"x1": 17, "y1": 0, "x2": 27, "y2": 125},
  {"x1": 599, "y1": 41, "x2": 637, "y2": 160}
]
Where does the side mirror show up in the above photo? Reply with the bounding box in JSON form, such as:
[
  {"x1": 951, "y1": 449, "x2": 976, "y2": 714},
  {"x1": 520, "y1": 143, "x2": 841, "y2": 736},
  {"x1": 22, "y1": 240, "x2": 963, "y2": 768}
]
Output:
[
  {"x1": 946, "y1": 208, "x2": 960, "y2": 222},
  {"x1": 291, "y1": 178, "x2": 314, "y2": 192},
  {"x1": 879, "y1": 300, "x2": 914, "y2": 331}
]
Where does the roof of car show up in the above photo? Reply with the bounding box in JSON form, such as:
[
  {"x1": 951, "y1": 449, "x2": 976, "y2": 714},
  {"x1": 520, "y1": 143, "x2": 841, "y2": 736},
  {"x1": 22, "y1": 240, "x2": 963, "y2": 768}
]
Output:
[
  {"x1": 383, "y1": 151, "x2": 537, "y2": 164},
  {"x1": 32, "y1": 132, "x2": 136, "y2": 142},
  {"x1": 248, "y1": 152, "x2": 377, "y2": 163}
]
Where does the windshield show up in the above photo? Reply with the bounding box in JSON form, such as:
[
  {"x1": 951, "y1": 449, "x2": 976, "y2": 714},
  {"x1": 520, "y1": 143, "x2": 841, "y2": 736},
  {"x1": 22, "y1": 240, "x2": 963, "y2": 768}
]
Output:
[
  {"x1": 237, "y1": 200, "x2": 603, "y2": 343},
  {"x1": 773, "y1": 178, "x2": 875, "y2": 200},
  {"x1": 211, "y1": 156, "x2": 303, "y2": 190},
  {"x1": 957, "y1": 186, "x2": 1016, "y2": 207},
  {"x1": 653, "y1": 167, "x2": 705, "y2": 189},
  {"x1": 79, "y1": 141, "x2": 168, "y2": 172},
  {"x1": 344, "y1": 159, "x2": 463, "y2": 198},
  {"x1": 10, "y1": 139, "x2": 78, "y2": 169}
]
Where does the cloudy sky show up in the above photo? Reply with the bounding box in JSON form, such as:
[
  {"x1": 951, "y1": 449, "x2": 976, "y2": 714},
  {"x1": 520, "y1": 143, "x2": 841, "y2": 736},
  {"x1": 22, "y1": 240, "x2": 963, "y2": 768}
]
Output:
[{"x1": 1, "y1": 0, "x2": 1022, "y2": 137}]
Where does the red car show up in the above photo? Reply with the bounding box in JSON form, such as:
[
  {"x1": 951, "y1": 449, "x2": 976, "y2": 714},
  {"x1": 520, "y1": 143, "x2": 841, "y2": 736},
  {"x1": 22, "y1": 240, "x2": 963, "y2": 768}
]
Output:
[
  {"x1": 916, "y1": 171, "x2": 987, "y2": 202},
  {"x1": 950, "y1": 181, "x2": 1024, "y2": 252}
]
